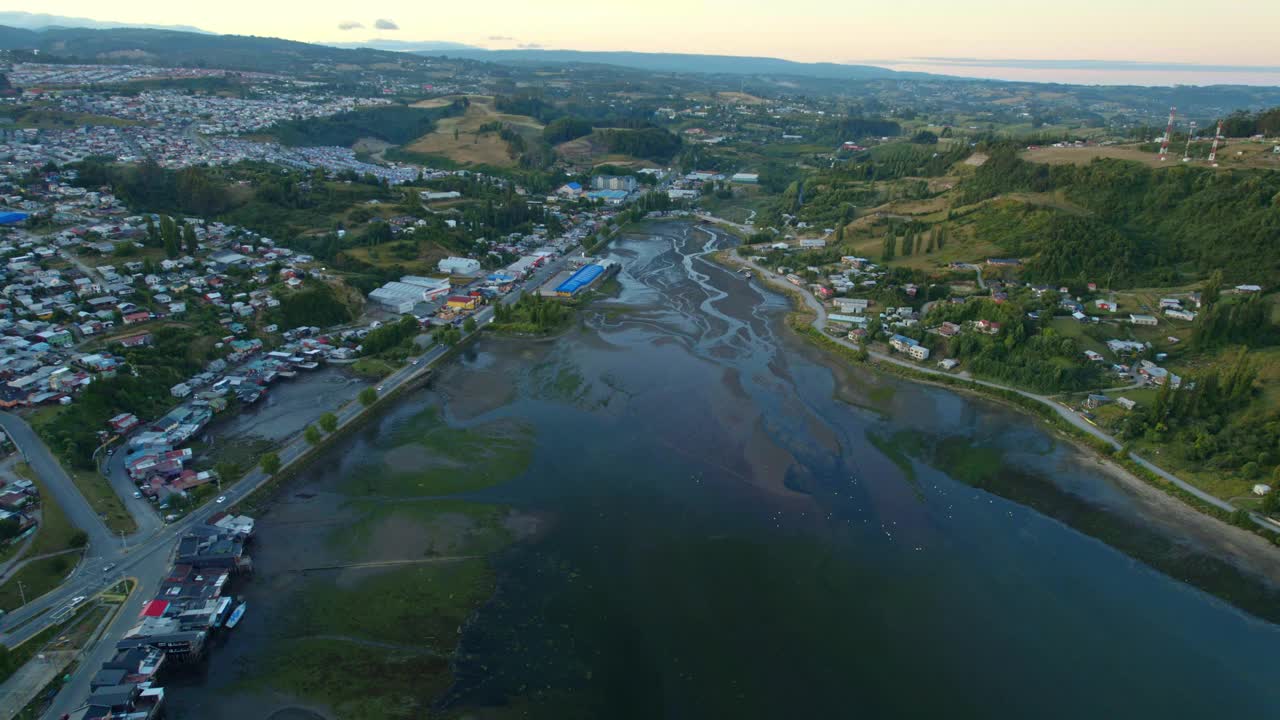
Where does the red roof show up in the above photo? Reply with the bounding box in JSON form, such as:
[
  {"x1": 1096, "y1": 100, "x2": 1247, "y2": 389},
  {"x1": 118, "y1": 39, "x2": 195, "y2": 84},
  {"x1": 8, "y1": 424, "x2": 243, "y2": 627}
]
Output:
[{"x1": 142, "y1": 599, "x2": 168, "y2": 617}]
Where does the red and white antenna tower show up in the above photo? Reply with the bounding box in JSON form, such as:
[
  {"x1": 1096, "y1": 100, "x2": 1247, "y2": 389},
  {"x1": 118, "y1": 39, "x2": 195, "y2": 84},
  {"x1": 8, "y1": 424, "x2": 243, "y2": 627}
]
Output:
[
  {"x1": 1182, "y1": 121, "x2": 1197, "y2": 161},
  {"x1": 1158, "y1": 106, "x2": 1176, "y2": 161},
  {"x1": 1208, "y1": 120, "x2": 1224, "y2": 166}
]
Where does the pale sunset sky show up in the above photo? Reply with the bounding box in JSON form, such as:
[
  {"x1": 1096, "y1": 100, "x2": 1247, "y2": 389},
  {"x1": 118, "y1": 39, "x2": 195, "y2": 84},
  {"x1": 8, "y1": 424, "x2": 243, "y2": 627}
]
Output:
[{"x1": 26, "y1": 0, "x2": 1280, "y2": 81}]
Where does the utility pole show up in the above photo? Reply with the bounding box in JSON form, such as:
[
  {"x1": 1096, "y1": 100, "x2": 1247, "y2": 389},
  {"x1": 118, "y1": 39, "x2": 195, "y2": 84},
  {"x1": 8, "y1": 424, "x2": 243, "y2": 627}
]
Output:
[
  {"x1": 17, "y1": 580, "x2": 26, "y2": 606},
  {"x1": 1158, "y1": 106, "x2": 1176, "y2": 161},
  {"x1": 120, "y1": 530, "x2": 126, "y2": 550}
]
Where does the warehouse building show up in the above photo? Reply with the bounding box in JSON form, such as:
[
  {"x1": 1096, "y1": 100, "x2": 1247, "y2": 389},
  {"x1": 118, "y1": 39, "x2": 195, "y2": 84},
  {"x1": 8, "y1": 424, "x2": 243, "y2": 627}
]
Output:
[
  {"x1": 438, "y1": 256, "x2": 482, "y2": 276},
  {"x1": 555, "y1": 263, "x2": 611, "y2": 297}
]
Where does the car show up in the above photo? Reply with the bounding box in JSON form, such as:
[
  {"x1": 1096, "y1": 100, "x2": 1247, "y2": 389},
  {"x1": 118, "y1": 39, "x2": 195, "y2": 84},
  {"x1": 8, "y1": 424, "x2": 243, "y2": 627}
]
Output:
[
  {"x1": 106, "y1": 449, "x2": 115, "y2": 456},
  {"x1": 70, "y1": 596, "x2": 86, "y2": 606},
  {"x1": 216, "y1": 495, "x2": 227, "y2": 504},
  {"x1": 411, "y1": 359, "x2": 420, "y2": 365},
  {"x1": 133, "y1": 491, "x2": 142, "y2": 498},
  {"x1": 102, "y1": 563, "x2": 116, "y2": 573},
  {"x1": 376, "y1": 385, "x2": 384, "y2": 392}
]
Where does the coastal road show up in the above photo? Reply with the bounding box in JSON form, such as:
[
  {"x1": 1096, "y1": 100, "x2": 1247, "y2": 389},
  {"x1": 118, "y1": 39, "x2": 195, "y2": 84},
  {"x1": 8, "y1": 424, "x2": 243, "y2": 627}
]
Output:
[
  {"x1": 13, "y1": 245, "x2": 582, "y2": 715},
  {"x1": 710, "y1": 226, "x2": 1268, "y2": 530}
]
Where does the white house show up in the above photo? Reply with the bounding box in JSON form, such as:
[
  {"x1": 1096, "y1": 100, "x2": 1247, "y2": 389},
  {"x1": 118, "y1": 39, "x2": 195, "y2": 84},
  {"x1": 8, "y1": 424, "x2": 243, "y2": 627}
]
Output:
[{"x1": 1129, "y1": 314, "x2": 1158, "y2": 326}]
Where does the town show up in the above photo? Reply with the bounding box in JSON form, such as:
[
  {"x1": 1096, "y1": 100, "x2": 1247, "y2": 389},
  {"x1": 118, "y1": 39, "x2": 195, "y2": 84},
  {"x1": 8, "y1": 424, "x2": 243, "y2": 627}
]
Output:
[{"x1": 0, "y1": 14, "x2": 1276, "y2": 720}]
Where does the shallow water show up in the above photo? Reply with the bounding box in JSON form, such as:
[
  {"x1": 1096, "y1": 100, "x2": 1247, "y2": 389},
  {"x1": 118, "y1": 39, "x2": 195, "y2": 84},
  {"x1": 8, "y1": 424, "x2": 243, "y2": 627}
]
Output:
[{"x1": 168, "y1": 222, "x2": 1280, "y2": 719}]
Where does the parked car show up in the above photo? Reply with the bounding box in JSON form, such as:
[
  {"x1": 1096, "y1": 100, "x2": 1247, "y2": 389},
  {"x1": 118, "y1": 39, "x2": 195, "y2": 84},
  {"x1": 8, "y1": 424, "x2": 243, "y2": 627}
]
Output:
[{"x1": 216, "y1": 495, "x2": 227, "y2": 504}]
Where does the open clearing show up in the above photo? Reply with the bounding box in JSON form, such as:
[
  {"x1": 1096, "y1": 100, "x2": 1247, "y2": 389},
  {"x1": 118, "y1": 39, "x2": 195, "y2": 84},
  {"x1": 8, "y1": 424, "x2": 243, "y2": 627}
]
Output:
[
  {"x1": 1022, "y1": 141, "x2": 1280, "y2": 170},
  {"x1": 402, "y1": 95, "x2": 542, "y2": 168},
  {"x1": 554, "y1": 134, "x2": 657, "y2": 170}
]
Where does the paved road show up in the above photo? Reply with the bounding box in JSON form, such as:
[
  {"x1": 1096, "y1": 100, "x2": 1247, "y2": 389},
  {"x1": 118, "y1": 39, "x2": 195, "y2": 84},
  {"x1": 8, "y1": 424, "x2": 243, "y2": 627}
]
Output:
[
  {"x1": 17, "y1": 246, "x2": 581, "y2": 717},
  {"x1": 0, "y1": 414, "x2": 115, "y2": 555},
  {"x1": 706, "y1": 220, "x2": 1273, "y2": 531}
]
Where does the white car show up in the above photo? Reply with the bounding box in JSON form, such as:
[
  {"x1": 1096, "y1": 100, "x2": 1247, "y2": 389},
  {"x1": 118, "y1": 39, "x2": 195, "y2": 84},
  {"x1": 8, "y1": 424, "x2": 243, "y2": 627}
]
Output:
[
  {"x1": 216, "y1": 495, "x2": 227, "y2": 504},
  {"x1": 133, "y1": 491, "x2": 142, "y2": 498}
]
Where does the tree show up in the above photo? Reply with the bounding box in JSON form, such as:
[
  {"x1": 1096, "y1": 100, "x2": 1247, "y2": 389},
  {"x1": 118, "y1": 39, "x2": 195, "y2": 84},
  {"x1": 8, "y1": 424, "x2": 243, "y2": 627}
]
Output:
[
  {"x1": 463, "y1": 316, "x2": 477, "y2": 333},
  {"x1": 304, "y1": 425, "x2": 321, "y2": 445},
  {"x1": 161, "y1": 215, "x2": 179, "y2": 259},
  {"x1": 359, "y1": 387, "x2": 378, "y2": 407},
  {"x1": 1202, "y1": 269, "x2": 1223, "y2": 307},
  {"x1": 835, "y1": 224, "x2": 845, "y2": 244},
  {"x1": 69, "y1": 530, "x2": 88, "y2": 548},
  {"x1": 183, "y1": 223, "x2": 198, "y2": 256},
  {"x1": 319, "y1": 412, "x2": 338, "y2": 433},
  {"x1": 260, "y1": 452, "x2": 281, "y2": 476}
]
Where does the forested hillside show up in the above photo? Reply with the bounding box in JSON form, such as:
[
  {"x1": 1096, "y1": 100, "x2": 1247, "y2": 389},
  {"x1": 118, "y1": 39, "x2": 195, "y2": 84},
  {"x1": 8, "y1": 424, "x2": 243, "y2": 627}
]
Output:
[
  {"x1": 957, "y1": 149, "x2": 1280, "y2": 286},
  {"x1": 267, "y1": 104, "x2": 464, "y2": 147}
]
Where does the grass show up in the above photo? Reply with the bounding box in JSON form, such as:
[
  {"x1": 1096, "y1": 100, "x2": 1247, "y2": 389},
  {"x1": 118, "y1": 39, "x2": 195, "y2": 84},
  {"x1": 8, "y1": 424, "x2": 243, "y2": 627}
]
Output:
[
  {"x1": 341, "y1": 407, "x2": 535, "y2": 498},
  {"x1": 251, "y1": 467, "x2": 513, "y2": 717},
  {"x1": 333, "y1": 500, "x2": 514, "y2": 561},
  {"x1": 0, "y1": 601, "x2": 107, "y2": 686},
  {"x1": 287, "y1": 558, "x2": 494, "y2": 646},
  {"x1": 251, "y1": 637, "x2": 454, "y2": 720},
  {"x1": 402, "y1": 95, "x2": 542, "y2": 168},
  {"x1": 0, "y1": 552, "x2": 82, "y2": 612},
  {"x1": 19, "y1": 463, "x2": 82, "y2": 557},
  {"x1": 351, "y1": 357, "x2": 399, "y2": 379},
  {"x1": 68, "y1": 469, "x2": 135, "y2": 535},
  {"x1": 1047, "y1": 317, "x2": 1109, "y2": 357}
]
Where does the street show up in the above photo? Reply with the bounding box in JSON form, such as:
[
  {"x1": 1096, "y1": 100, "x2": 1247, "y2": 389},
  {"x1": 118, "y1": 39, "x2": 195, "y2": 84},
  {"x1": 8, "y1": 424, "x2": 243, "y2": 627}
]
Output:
[{"x1": 4, "y1": 242, "x2": 578, "y2": 719}]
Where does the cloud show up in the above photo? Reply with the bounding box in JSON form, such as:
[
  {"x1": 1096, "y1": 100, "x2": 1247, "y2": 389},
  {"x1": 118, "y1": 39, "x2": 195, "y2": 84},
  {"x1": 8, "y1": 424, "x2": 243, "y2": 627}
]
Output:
[
  {"x1": 517, "y1": 43, "x2": 543, "y2": 49},
  {"x1": 488, "y1": 35, "x2": 514, "y2": 41},
  {"x1": 337, "y1": 20, "x2": 363, "y2": 30},
  {"x1": 374, "y1": 18, "x2": 399, "y2": 30}
]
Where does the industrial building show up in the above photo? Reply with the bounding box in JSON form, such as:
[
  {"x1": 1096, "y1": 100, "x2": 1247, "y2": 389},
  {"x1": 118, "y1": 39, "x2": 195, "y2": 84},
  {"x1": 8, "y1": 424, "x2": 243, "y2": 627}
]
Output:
[
  {"x1": 368, "y1": 276, "x2": 451, "y2": 313},
  {"x1": 438, "y1": 256, "x2": 482, "y2": 276}
]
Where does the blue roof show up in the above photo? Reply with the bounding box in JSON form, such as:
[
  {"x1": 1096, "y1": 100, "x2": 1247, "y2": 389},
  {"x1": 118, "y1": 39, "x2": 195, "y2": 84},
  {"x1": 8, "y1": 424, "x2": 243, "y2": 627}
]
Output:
[
  {"x1": 555, "y1": 264, "x2": 605, "y2": 295},
  {"x1": 566, "y1": 182, "x2": 582, "y2": 190},
  {"x1": 0, "y1": 212, "x2": 28, "y2": 225},
  {"x1": 891, "y1": 334, "x2": 919, "y2": 346},
  {"x1": 587, "y1": 190, "x2": 629, "y2": 200}
]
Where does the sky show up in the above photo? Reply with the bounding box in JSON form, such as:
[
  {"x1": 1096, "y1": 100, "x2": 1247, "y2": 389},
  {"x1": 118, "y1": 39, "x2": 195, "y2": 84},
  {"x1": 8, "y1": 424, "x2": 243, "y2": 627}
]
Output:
[{"x1": 27, "y1": 0, "x2": 1280, "y2": 85}]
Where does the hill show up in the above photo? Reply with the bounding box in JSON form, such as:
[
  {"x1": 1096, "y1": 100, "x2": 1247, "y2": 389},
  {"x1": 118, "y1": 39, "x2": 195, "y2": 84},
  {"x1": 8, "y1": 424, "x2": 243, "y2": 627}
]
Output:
[
  {"x1": 420, "y1": 48, "x2": 912, "y2": 80},
  {"x1": 0, "y1": 25, "x2": 429, "y2": 74},
  {"x1": 399, "y1": 95, "x2": 544, "y2": 168},
  {"x1": 0, "y1": 11, "x2": 208, "y2": 33}
]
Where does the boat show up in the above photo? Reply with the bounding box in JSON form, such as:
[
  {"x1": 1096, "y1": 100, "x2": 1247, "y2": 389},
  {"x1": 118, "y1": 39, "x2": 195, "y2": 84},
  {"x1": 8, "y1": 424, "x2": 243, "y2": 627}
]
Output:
[{"x1": 226, "y1": 601, "x2": 247, "y2": 629}]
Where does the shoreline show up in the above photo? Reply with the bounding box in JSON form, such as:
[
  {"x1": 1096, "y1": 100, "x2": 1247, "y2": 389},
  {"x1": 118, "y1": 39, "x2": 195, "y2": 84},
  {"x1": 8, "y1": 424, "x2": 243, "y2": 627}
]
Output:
[{"x1": 701, "y1": 239, "x2": 1280, "y2": 585}]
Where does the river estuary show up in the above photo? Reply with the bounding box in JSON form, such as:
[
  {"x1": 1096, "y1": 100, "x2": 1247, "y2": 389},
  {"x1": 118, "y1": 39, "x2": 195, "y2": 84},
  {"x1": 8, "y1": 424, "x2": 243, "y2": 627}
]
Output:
[{"x1": 167, "y1": 221, "x2": 1280, "y2": 718}]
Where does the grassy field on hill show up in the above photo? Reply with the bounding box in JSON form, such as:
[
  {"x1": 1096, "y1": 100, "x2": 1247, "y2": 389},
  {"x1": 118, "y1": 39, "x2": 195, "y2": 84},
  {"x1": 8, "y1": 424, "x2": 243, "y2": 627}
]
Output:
[{"x1": 402, "y1": 95, "x2": 543, "y2": 168}]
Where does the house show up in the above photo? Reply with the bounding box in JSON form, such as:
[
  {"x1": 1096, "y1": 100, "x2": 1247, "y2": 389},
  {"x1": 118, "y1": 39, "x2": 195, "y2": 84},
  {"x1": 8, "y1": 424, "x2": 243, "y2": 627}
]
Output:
[
  {"x1": 122, "y1": 311, "x2": 151, "y2": 325},
  {"x1": 938, "y1": 358, "x2": 960, "y2": 370},
  {"x1": 1083, "y1": 350, "x2": 1104, "y2": 362},
  {"x1": 938, "y1": 322, "x2": 962, "y2": 337},
  {"x1": 1083, "y1": 394, "x2": 1111, "y2": 410},
  {"x1": 1116, "y1": 397, "x2": 1137, "y2": 411},
  {"x1": 889, "y1": 334, "x2": 930, "y2": 360},
  {"x1": 1165, "y1": 308, "x2": 1197, "y2": 322},
  {"x1": 1252, "y1": 484, "x2": 1272, "y2": 496},
  {"x1": 976, "y1": 319, "x2": 1002, "y2": 335},
  {"x1": 1129, "y1": 314, "x2": 1158, "y2": 326},
  {"x1": 109, "y1": 413, "x2": 140, "y2": 433},
  {"x1": 1094, "y1": 299, "x2": 1117, "y2": 312},
  {"x1": 118, "y1": 332, "x2": 153, "y2": 348},
  {"x1": 170, "y1": 383, "x2": 192, "y2": 399},
  {"x1": 446, "y1": 296, "x2": 478, "y2": 310}
]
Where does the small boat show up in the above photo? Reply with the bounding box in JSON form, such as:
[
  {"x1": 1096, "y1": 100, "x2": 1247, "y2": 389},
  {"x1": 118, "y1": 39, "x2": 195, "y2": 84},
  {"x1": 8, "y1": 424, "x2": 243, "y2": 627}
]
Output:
[{"x1": 226, "y1": 601, "x2": 247, "y2": 629}]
